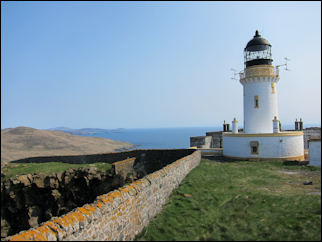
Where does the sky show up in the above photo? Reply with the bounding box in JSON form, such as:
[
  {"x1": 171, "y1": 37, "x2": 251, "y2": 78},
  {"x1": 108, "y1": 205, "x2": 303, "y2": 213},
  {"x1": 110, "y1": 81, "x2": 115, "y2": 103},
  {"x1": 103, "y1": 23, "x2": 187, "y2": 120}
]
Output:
[{"x1": 1, "y1": 1, "x2": 321, "y2": 129}]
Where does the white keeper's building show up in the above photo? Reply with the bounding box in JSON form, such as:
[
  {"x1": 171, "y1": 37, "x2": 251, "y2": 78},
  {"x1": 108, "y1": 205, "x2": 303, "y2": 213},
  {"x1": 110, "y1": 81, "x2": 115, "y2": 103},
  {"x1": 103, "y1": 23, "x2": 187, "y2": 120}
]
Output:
[{"x1": 222, "y1": 31, "x2": 304, "y2": 161}]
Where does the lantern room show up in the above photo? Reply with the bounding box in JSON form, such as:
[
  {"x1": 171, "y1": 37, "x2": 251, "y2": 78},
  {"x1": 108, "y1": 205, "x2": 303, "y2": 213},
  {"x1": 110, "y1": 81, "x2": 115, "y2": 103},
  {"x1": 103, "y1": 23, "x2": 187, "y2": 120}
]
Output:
[{"x1": 244, "y1": 30, "x2": 272, "y2": 67}]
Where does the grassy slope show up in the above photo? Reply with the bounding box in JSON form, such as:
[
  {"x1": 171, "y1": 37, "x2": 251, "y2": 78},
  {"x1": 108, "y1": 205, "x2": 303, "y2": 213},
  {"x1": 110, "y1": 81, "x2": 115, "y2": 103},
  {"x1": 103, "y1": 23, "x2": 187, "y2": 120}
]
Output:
[
  {"x1": 136, "y1": 159, "x2": 321, "y2": 241},
  {"x1": 1, "y1": 126, "x2": 133, "y2": 163},
  {"x1": 2, "y1": 162, "x2": 113, "y2": 180}
]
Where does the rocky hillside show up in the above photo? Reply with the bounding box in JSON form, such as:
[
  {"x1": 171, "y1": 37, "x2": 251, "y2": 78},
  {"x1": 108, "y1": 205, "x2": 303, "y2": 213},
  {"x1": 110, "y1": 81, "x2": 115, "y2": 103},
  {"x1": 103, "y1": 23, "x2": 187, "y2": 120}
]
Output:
[{"x1": 1, "y1": 127, "x2": 134, "y2": 164}]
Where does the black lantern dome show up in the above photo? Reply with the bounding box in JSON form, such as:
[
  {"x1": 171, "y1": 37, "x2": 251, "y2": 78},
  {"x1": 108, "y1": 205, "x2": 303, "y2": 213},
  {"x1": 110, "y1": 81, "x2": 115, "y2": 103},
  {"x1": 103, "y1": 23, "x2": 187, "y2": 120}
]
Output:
[{"x1": 244, "y1": 30, "x2": 272, "y2": 67}]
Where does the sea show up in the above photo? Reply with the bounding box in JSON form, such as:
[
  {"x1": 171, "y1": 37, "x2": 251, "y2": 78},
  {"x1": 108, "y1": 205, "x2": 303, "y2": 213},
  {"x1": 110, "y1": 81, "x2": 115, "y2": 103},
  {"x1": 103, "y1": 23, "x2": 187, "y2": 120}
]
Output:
[
  {"x1": 74, "y1": 124, "x2": 321, "y2": 166},
  {"x1": 77, "y1": 126, "x2": 222, "y2": 150}
]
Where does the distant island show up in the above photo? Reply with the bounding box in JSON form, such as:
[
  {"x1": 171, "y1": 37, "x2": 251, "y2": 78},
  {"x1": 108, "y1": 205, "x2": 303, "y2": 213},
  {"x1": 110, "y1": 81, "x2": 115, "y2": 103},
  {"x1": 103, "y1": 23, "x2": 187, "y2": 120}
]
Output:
[
  {"x1": 47, "y1": 127, "x2": 125, "y2": 135},
  {"x1": 1, "y1": 126, "x2": 134, "y2": 165}
]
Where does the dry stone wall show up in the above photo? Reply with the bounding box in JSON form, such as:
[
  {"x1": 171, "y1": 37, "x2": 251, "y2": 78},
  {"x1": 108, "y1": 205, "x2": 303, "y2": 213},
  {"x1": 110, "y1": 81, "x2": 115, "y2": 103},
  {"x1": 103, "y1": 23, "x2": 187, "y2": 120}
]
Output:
[{"x1": 6, "y1": 150, "x2": 201, "y2": 241}]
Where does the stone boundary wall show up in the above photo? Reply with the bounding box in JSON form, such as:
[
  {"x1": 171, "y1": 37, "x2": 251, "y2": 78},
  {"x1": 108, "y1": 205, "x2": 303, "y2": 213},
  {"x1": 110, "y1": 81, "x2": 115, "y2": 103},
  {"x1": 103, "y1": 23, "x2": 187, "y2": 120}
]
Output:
[
  {"x1": 303, "y1": 127, "x2": 321, "y2": 149},
  {"x1": 190, "y1": 131, "x2": 223, "y2": 149},
  {"x1": 10, "y1": 149, "x2": 195, "y2": 180},
  {"x1": 112, "y1": 157, "x2": 136, "y2": 182},
  {"x1": 190, "y1": 136, "x2": 212, "y2": 148},
  {"x1": 6, "y1": 150, "x2": 201, "y2": 241},
  {"x1": 206, "y1": 131, "x2": 223, "y2": 148},
  {"x1": 11, "y1": 149, "x2": 192, "y2": 165}
]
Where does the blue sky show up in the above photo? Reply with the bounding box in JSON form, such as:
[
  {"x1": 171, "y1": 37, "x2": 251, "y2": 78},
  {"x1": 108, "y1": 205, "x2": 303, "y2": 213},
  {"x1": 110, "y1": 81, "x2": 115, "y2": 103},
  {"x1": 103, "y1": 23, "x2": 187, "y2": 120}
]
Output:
[{"x1": 1, "y1": 1, "x2": 321, "y2": 129}]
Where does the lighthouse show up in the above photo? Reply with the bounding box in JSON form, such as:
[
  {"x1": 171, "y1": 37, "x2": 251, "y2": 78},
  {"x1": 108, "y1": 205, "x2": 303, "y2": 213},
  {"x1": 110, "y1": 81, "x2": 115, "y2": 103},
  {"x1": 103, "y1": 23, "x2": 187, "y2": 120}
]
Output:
[
  {"x1": 222, "y1": 31, "x2": 304, "y2": 161},
  {"x1": 242, "y1": 30, "x2": 279, "y2": 133}
]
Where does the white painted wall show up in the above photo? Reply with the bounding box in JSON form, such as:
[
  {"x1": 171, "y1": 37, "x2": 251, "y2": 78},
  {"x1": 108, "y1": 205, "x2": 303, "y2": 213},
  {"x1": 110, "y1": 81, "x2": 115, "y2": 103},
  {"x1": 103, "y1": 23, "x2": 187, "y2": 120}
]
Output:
[
  {"x1": 241, "y1": 77, "x2": 279, "y2": 133},
  {"x1": 223, "y1": 133, "x2": 304, "y2": 159},
  {"x1": 309, "y1": 140, "x2": 321, "y2": 166}
]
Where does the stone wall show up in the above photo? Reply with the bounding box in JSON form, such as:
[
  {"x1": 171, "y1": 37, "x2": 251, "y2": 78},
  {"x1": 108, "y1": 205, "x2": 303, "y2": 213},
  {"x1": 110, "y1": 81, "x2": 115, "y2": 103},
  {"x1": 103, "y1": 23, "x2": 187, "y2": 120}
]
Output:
[
  {"x1": 304, "y1": 127, "x2": 321, "y2": 149},
  {"x1": 206, "y1": 131, "x2": 223, "y2": 148},
  {"x1": 112, "y1": 158, "x2": 136, "y2": 185},
  {"x1": 190, "y1": 131, "x2": 223, "y2": 149},
  {"x1": 189, "y1": 136, "x2": 212, "y2": 148},
  {"x1": 11, "y1": 149, "x2": 193, "y2": 166},
  {"x1": 6, "y1": 150, "x2": 201, "y2": 241}
]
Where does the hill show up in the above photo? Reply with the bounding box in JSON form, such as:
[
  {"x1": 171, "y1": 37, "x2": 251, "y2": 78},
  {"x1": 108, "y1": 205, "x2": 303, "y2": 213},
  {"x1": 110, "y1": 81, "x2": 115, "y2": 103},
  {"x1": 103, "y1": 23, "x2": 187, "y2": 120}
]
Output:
[{"x1": 1, "y1": 126, "x2": 134, "y2": 164}]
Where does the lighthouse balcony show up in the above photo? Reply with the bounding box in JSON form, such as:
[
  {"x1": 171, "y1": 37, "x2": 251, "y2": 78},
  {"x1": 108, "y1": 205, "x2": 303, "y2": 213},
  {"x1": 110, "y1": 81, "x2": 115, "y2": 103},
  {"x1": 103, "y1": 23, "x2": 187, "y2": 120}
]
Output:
[{"x1": 239, "y1": 65, "x2": 279, "y2": 80}]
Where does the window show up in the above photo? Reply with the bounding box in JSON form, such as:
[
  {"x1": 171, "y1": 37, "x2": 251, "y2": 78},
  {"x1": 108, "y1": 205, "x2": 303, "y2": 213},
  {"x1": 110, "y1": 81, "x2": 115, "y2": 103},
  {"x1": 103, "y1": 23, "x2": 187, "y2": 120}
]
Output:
[
  {"x1": 254, "y1": 96, "x2": 259, "y2": 108},
  {"x1": 272, "y1": 83, "x2": 276, "y2": 93},
  {"x1": 250, "y1": 141, "x2": 259, "y2": 155}
]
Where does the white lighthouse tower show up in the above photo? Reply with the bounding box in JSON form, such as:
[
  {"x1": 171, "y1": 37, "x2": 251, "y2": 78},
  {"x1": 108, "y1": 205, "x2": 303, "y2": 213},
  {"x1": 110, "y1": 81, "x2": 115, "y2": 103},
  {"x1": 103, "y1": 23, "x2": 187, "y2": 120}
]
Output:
[
  {"x1": 222, "y1": 31, "x2": 304, "y2": 161},
  {"x1": 242, "y1": 30, "x2": 279, "y2": 133}
]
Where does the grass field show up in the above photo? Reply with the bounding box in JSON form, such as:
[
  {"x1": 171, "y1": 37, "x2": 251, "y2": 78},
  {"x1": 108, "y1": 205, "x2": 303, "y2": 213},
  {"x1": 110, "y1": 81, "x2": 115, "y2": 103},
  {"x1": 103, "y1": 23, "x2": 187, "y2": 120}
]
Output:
[
  {"x1": 135, "y1": 159, "x2": 321, "y2": 241},
  {"x1": 2, "y1": 162, "x2": 112, "y2": 180}
]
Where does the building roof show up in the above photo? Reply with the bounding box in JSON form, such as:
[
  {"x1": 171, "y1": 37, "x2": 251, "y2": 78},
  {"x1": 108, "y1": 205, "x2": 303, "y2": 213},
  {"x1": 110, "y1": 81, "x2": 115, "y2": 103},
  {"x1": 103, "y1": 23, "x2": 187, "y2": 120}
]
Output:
[{"x1": 245, "y1": 30, "x2": 271, "y2": 51}]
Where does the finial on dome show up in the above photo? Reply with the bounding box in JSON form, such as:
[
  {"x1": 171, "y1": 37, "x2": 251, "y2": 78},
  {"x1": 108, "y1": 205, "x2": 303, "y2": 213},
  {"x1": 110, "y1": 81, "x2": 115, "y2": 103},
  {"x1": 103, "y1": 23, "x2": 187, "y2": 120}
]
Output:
[{"x1": 254, "y1": 30, "x2": 260, "y2": 37}]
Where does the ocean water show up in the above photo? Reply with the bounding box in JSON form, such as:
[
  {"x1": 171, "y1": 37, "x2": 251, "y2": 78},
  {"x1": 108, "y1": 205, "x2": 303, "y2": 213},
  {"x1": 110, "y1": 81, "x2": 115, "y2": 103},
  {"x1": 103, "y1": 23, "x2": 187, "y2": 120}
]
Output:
[{"x1": 77, "y1": 126, "x2": 221, "y2": 149}]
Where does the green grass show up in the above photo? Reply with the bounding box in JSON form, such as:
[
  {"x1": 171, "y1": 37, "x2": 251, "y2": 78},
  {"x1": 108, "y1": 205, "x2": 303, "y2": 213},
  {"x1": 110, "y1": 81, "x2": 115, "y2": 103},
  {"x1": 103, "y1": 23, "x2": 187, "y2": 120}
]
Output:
[
  {"x1": 136, "y1": 159, "x2": 321, "y2": 241},
  {"x1": 2, "y1": 162, "x2": 112, "y2": 180}
]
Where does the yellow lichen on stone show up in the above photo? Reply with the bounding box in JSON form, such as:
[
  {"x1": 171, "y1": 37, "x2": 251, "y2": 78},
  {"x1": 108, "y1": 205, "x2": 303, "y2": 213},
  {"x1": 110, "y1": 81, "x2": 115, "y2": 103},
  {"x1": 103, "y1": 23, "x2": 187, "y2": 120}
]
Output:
[
  {"x1": 101, "y1": 195, "x2": 114, "y2": 203},
  {"x1": 129, "y1": 184, "x2": 136, "y2": 189},
  {"x1": 42, "y1": 221, "x2": 64, "y2": 235},
  {"x1": 96, "y1": 195, "x2": 108, "y2": 204},
  {"x1": 119, "y1": 187, "x2": 128, "y2": 192},
  {"x1": 77, "y1": 207, "x2": 91, "y2": 216},
  {"x1": 32, "y1": 232, "x2": 48, "y2": 241},
  {"x1": 69, "y1": 211, "x2": 86, "y2": 223},
  {"x1": 9, "y1": 230, "x2": 41, "y2": 241},
  {"x1": 97, "y1": 194, "x2": 108, "y2": 201},
  {"x1": 35, "y1": 226, "x2": 56, "y2": 239},
  {"x1": 9, "y1": 234, "x2": 31, "y2": 241},
  {"x1": 62, "y1": 213, "x2": 77, "y2": 227},
  {"x1": 94, "y1": 201, "x2": 104, "y2": 209},
  {"x1": 52, "y1": 216, "x2": 71, "y2": 230},
  {"x1": 84, "y1": 204, "x2": 97, "y2": 213},
  {"x1": 9, "y1": 233, "x2": 30, "y2": 241},
  {"x1": 110, "y1": 190, "x2": 122, "y2": 198}
]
